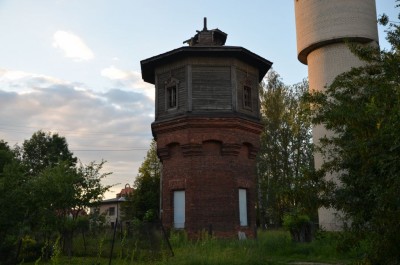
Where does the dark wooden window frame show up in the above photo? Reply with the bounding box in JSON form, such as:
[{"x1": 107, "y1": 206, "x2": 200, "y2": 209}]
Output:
[
  {"x1": 165, "y1": 77, "x2": 179, "y2": 110},
  {"x1": 243, "y1": 85, "x2": 252, "y2": 110}
]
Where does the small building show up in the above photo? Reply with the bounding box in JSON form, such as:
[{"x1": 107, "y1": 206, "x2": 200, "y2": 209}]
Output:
[
  {"x1": 141, "y1": 19, "x2": 272, "y2": 238},
  {"x1": 92, "y1": 184, "x2": 134, "y2": 228}
]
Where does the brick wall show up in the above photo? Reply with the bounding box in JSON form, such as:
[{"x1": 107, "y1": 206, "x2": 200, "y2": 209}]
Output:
[{"x1": 153, "y1": 116, "x2": 262, "y2": 238}]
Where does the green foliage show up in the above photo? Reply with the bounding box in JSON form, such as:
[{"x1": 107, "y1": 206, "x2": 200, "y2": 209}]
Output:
[
  {"x1": 87, "y1": 208, "x2": 107, "y2": 232},
  {"x1": 257, "y1": 71, "x2": 316, "y2": 227},
  {"x1": 30, "y1": 162, "x2": 80, "y2": 228},
  {"x1": 283, "y1": 213, "x2": 310, "y2": 230},
  {"x1": 75, "y1": 216, "x2": 89, "y2": 233},
  {"x1": 74, "y1": 160, "x2": 113, "y2": 214},
  {"x1": 19, "y1": 230, "x2": 357, "y2": 265},
  {"x1": 306, "y1": 4, "x2": 400, "y2": 264},
  {"x1": 28, "y1": 160, "x2": 112, "y2": 233},
  {"x1": 0, "y1": 140, "x2": 13, "y2": 175},
  {"x1": 160, "y1": 230, "x2": 348, "y2": 265},
  {"x1": 122, "y1": 140, "x2": 161, "y2": 222},
  {"x1": 283, "y1": 212, "x2": 312, "y2": 243},
  {"x1": 20, "y1": 130, "x2": 77, "y2": 176},
  {"x1": 50, "y1": 236, "x2": 62, "y2": 265},
  {"x1": 0, "y1": 157, "x2": 30, "y2": 264},
  {"x1": 0, "y1": 131, "x2": 112, "y2": 264},
  {"x1": 19, "y1": 236, "x2": 42, "y2": 262}
]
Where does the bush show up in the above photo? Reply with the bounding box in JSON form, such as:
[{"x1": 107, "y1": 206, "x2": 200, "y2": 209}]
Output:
[
  {"x1": 0, "y1": 234, "x2": 17, "y2": 265},
  {"x1": 19, "y1": 236, "x2": 41, "y2": 262},
  {"x1": 283, "y1": 212, "x2": 312, "y2": 242}
]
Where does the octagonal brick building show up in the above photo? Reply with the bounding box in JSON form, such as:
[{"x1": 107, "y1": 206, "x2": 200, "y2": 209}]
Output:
[{"x1": 141, "y1": 19, "x2": 272, "y2": 238}]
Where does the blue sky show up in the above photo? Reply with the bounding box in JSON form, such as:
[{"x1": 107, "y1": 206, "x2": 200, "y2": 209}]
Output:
[{"x1": 0, "y1": 0, "x2": 397, "y2": 198}]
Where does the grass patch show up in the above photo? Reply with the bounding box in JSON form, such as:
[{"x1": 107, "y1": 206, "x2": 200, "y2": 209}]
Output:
[
  {"x1": 22, "y1": 230, "x2": 353, "y2": 265},
  {"x1": 160, "y1": 230, "x2": 349, "y2": 265}
]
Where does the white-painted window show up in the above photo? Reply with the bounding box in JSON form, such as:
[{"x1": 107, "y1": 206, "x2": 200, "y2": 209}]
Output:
[
  {"x1": 239, "y1": 189, "x2": 248, "y2": 226},
  {"x1": 173, "y1": 190, "x2": 185, "y2": 229}
]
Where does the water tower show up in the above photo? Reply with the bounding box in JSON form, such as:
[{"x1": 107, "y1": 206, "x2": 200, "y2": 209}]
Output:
[
  {"x1": 294, "y1": 0, "x2": 379, "y2": 230},
  {"x1": 141, "y1": 19, "x2": 272, "y2": 237}
]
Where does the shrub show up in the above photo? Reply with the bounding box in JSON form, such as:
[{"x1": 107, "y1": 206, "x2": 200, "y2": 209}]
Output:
[{"x1": 283, "y1": 212, "x2": 312, "y2": 242}]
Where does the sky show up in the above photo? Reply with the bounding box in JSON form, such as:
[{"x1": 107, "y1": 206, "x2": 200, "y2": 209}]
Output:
[{"x1": 0, "y1": 0, "x2": 397, "y2": 198}]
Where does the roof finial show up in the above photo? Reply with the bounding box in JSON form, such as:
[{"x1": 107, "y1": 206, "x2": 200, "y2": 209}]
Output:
[
  {"x1": 183, "y1": 18, "x2": 227, "y2": 46},
  {"x1": 203, "y1": 17, "x2": 207, "y2": 31}
]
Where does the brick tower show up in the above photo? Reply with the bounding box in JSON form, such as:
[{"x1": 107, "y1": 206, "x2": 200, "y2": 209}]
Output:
[
  {"x1": 294, "y1": 0, "x2": 379, "y2": 230},
  {"x1": 141, "y1": 19, "x2": 272, "y2": 238}
]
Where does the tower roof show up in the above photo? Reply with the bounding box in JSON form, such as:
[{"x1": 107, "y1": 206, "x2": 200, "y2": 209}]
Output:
[
  {"x1": 141, "y1": 18, "x2": 272, "y2": 84},
  {"x1": 141, "y1": 46, "x2": 272, "y2": 84}
]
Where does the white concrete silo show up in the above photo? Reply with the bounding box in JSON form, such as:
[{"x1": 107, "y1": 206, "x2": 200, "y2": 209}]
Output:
[{"x1": 294, "y1": 0, "x2": 379, "y2": 230}]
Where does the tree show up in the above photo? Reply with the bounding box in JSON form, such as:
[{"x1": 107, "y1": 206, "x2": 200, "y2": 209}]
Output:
[
  {"x1": 30, "y1": 160, "x2": 112, "y2": 255},
  {"x1": 0, "y1": 144, "x2": 28, "y2": 264},
  {"x1": 29, "y1": 160, "x2": 111, "y2": 224},
  {"x1": 257, "y1": 71, "x2": 315, "y2": 228},
  {"x1": 123, "y1": 140, "x2": 161, "y2": 222},
  {"x1": 0, "y1": 140, "x2": 13, "y2": 175},
  {"x1": 306, "y1": 3, "x2": 400, "y2": 263},
  {"x1": 74, "y1": 160, "x2": 113, "y2": 218},
  {"x1": 20, "y1": 130, "x2": 77, "y2": 176},
  {"x1": 29, "y1": 162, "x2": 81, "y2": 238},
  {"x1": 0, "y1": 132, "x2": 112, "y2": 261}
]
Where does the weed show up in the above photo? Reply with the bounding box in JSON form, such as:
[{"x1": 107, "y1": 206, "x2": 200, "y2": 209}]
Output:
[
  {"x1": 50, "y1": 236, "x2": 61, "y2": 265},
  {"x1": 21, "y1": 229, "x2": 352, "y2": 265}
]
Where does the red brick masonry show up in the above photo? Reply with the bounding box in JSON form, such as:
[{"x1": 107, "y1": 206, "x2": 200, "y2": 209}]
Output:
[{"x1": 152, "y1": 116, "x2": 262, "y2": 238}]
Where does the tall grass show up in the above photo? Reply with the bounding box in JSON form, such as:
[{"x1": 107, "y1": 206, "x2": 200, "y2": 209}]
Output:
[
  {"x1": 158, "y1": 230, "x2": 348, "y2": 265},
  {"x1": 23, "y1": 229, "x2": 353, "y2": 265}
]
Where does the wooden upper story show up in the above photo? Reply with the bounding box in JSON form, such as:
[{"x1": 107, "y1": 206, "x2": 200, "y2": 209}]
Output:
[{"x1": 140, "y1": 20, "x2": 272, "y2": 123}]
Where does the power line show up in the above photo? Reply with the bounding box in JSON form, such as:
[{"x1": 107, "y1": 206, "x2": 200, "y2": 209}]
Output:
[
  {"x1": 0, "y1": 123, "x2": 144, "y2": 137},
  {"x1": 0, "y1": 123, "x2": 152, "y2": 152},
  {"x1": 71, "y1": 148, "x2": 147, "y2": 152}
]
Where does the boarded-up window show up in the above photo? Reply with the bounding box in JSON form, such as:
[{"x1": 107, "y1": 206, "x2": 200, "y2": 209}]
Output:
[
  {"x1": 166, "y1": 85, "x2": 177, "y2": 109},
  {"x1": 174, "y1": 190, "x2": 185, "y2": 229},
  {"x1": 243, "y1": 86, "x2": 252, "y2": 109},
  {"x1": 236, "y1": 68, "x2": 259, "y2": 117},
  {"x1": 157, "y1": 68, "x2": 186, "y2": 117},
  {"x1": 239, "y1": 189, "x2": 248, "y2": 226}
]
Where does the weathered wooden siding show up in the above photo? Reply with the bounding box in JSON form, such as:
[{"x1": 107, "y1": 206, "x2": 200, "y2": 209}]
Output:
[
  {"x1": 157, "y1": 71, "x2": 168, "y2": 115},
  {"x1": 192, "y1": 66, "x2": 232, "y2": 110},
  {"x1": 154, "y1": 59, "x2": 261, "y2": 120},
  {"x1": 236, "y1": 68, "x2": 259, "y2": 118},
  {"x1": 156, "y1": 67, "x2": 187, "y2": 118},
  {"x1": 175, "y1": 68, "x2": 186, "y2": 110}
]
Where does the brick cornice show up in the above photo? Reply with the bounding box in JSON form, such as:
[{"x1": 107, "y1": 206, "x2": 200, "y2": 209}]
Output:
[
  {"x1": 152, "y1": 116, "x2": 263, "y2": 136},
  {"x1": 181, "y1": 143, "x2": 203, "y2": 157},
  {"x1": 248, "y1": 146, "x2": 259, "y2": 159},
  {"x1": 221, "y1": 143, "x2": 241, "y2": 156},
  {"x1": 157, "y1": 147, "x2": 170, "y2": 160}
]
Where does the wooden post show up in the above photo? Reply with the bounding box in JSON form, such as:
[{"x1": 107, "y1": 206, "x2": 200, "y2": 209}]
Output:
[{"x1": 108, "y1": 218, "x2": 118, "y2": 265}]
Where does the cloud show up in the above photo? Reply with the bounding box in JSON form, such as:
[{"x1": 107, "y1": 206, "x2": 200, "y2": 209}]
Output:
[
  {"x1": 52, "y1": 30, "x2": 94, "y2": 61},
  {"x1": 0, "y1": 69, "x2": 154, "y2": 198},
  {"x1": 101, "y1": 65, "x2": 155, "y2": 100},
  {"x1": 101, "y1": 65, "x2": 130, "y2": 80},
  {"x1": 0, "y1": 68, "x2": 64, "y2": 94}
]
